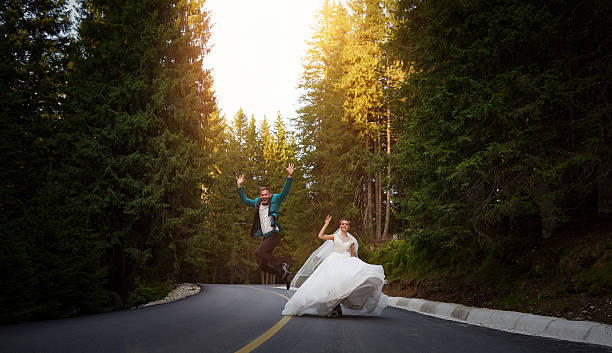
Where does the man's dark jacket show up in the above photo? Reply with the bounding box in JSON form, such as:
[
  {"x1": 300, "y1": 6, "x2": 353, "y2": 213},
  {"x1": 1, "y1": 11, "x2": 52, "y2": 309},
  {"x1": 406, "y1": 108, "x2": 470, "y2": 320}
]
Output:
[{"x1": 237, "y1": 177, "x2": 292, "y2": 237}]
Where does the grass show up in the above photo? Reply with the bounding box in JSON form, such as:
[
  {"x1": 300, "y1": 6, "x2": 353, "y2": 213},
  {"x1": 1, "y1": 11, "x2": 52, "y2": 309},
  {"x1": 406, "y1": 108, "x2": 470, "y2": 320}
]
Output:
[{"x1": 374, "y1": 214, "x2": 612, "y2": 324}]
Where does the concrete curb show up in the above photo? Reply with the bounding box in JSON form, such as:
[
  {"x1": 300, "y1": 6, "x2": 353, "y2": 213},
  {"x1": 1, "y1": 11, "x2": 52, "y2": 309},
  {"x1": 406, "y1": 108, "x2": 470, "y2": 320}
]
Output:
[{"x1": 387, "y1": 297, "x2": 612, "y2": 348}]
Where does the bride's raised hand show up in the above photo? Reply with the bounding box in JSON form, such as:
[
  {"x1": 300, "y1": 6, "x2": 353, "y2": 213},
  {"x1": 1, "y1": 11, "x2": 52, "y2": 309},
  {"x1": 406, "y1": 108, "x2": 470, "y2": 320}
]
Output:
[{"x1": 318, "y1": 215, "x2": 334, "y2": 240}]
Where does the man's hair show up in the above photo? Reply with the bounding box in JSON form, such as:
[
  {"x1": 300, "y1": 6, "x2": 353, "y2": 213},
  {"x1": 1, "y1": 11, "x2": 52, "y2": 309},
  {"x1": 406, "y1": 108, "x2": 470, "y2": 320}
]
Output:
[
  {"x1": 259, "y1": 186, "x2": 271, "y2": 194},
  {"x1": 339, "y1": 217, "x2": 350, "y2": 225}
]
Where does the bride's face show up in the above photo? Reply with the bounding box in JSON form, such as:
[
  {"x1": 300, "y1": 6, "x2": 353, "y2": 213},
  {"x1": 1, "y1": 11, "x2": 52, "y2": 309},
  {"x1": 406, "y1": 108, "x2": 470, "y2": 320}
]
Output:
[{"x1": 340, "y1": 220, "x2": 350, "y2": 231}]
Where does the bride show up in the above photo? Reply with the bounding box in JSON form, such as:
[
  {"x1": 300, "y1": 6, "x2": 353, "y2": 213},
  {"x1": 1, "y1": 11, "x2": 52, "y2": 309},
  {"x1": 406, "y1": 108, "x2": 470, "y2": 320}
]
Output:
[{"x1": 282, "y1": 215, "x2": 387, "y2": 317}]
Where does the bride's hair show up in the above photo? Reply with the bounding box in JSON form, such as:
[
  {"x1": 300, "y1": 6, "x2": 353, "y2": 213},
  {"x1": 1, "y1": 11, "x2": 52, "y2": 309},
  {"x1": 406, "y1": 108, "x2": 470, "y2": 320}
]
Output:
[{"x1": 339, "y1": 217, "x2": 350, "y2": 225}]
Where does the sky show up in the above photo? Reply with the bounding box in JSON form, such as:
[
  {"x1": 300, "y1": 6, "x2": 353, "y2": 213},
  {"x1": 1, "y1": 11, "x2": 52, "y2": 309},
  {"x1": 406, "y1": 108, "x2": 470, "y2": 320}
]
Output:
[{"x1": 202, "y1": 0, "x2": 326, "y2": 124}]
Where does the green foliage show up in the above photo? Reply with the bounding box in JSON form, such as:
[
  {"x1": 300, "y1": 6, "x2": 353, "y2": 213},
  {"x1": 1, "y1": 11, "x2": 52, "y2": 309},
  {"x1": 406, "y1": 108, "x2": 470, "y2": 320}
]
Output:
[
  {"x1": 1, "y1": 0, "x2": 221, "y2": 324},
  {"x1": 3, "y1": 0, "x2": 610, "y2": 325},
  {"x1": 294, "y1": 0, "x2": 390, "y2": 241},
  {"x1": 126, "y1": 280, "x2": 171, "y2": 308},
  {"x1": 201, "y1": 108, "x2": 310, "y2": 283},
  {"x1": 373, "y1": 220, "x2": 611, "y2": 316},
  {"x1": 65, "y1": 0, "x2": 219, "y2": 303},
  {"x1": 389, "y1": 0, "x2": 611, "y2": 244},
  {"x1": 561, "y1": 240, "x2": 612, "y2": 295},
  {"x1": 0, "y1": 0, "x2": 109, "y2": 323}
]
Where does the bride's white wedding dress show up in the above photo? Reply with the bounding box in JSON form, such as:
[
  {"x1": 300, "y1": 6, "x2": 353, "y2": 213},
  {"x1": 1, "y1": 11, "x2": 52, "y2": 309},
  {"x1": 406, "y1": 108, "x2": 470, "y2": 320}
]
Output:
[{"x1": 282, "y1": 231, "x2": 387, "y2": 316}]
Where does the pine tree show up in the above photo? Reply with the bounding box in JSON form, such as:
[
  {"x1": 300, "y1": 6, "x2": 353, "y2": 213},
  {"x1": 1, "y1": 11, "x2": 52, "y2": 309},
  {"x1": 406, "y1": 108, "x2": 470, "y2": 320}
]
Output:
[
  {"x1": 205, "y1": 110, "x2": 307, "y2": 283},
  {"x1": 343, "y1": 0, "x2": 400, "y2": 241},
  {"x1": 295, "y1": 1, "x2": 362, "y2": 227},
  {"x1": 388, "y1": 0, "x2": 612, "y2": 245},
  {"x1": 205, "y1": 110, "x2": 259, "y2": 283},
  {"x1": 61, "y1": 0, "x2": 219, "y2": 307},
  {"x1": 0, "y1": 0, "x2": 104, "y2": 323},
  {"x1": 295, "y1": 0, "x2": 400, "y2": 243}
]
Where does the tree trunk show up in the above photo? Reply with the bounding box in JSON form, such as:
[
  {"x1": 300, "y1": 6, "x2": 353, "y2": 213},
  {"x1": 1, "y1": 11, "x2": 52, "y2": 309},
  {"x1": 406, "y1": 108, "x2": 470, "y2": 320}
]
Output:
[
  {"x1": 540, "y1": 193, "x2": 557, "y2": 239},
  {"x1": 376, "y1": 172, "x2": 382, "y2": 240},
  {"x1": 366, "y1": 137, "x2": 374, "y2": 239},
  {"x1": 230, "y1": 247, "x2": 236, "y2": 284},
  {"x1": 361, "y1": 177, "x2": 368, "y2": 236},
  {"x1": 367, "y1": 176, "x2": 374, "y2": 239},
  {"x1": 382, "y1": 107, "x2": 391, "y2": 240},
  {"x1": 597, "y1": 163, "x2": 612, "y2": 214},
  {"x1": 376, "y1": 131, "x2": 382, "y2": 241}
]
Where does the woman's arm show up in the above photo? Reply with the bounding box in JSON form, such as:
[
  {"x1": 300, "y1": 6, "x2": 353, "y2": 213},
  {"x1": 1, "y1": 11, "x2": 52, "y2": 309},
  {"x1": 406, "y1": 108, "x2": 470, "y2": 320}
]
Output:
[
  {"x1": 317, "y1": 215, "x2": 334, "y2": 241},
  {"x1": 350, "y1": 243, "x2": 355, "y2": 257}
]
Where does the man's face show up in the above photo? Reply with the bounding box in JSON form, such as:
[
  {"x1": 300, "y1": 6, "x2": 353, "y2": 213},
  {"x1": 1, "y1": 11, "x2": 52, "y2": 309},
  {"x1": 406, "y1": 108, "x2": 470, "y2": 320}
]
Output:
[{"x1": 260, "y1": 190, "x2": 271, "y2": 204}]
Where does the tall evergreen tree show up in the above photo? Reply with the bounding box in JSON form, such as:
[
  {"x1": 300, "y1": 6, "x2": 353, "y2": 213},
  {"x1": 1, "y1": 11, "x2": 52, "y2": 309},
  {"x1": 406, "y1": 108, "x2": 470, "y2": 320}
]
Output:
[
  {"x1": 388, "y1": 0, "x2": 612, "y2": 245},
  {"x1": 295, "y1": 1, "x2": 362, "y2": 230},
  {"x1": 58, "y1": 0, "x2": 219, "y2": 307},
  {"x1": 295, "y1": 0, "x2": 400, "y2": 244},
  {"x1": 0, "y1": 0, "x2": 95, "y2": 323},
  {"x1": 205, "y1": 110, "x2": 258, "y2": 283},
  {"x1": 206, "y1": 110, "x2": 306, "y2": 283},
  {"x1": 343, "y1": 0, "x2": 401, "y2": 241}
]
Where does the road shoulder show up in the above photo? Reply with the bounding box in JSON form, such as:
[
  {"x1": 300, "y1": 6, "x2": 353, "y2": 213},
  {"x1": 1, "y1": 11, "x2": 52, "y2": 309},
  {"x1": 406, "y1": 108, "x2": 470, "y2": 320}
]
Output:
[{"x1": 388, "y1": 296, "x2": 612, "y2": 348}]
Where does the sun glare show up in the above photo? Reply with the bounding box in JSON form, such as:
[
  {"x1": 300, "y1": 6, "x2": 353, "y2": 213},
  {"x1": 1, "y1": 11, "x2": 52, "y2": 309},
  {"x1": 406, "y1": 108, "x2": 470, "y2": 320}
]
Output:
[{"x1": 203, "y1": 0, "x2": 325, "y2": 123}]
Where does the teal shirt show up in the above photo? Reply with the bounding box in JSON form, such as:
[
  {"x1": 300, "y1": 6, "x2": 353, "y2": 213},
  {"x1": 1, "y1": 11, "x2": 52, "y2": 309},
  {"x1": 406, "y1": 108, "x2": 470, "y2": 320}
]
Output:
[{"x1": 237, "y1": 177, "x2": 292, "y2": 237}]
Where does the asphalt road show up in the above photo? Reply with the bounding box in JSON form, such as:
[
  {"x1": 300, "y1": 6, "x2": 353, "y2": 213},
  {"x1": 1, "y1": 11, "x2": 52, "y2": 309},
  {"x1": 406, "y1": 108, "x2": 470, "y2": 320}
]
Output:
[{"x1": 0, "y1": 284, "x2": 609, "y2": 353}]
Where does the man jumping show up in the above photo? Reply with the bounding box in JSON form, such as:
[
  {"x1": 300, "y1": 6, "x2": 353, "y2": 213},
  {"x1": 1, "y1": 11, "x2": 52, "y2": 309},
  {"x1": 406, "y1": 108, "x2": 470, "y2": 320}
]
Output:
[{"x1": 236, "y1": 163, "x2": 294, "y2": 289}]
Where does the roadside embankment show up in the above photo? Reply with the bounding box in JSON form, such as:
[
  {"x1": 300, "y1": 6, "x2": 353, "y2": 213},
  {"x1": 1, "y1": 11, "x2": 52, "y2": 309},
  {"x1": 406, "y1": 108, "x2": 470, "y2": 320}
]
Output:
[{"x1": 388, "y1": 296, "x2": 612, "y2": 348}]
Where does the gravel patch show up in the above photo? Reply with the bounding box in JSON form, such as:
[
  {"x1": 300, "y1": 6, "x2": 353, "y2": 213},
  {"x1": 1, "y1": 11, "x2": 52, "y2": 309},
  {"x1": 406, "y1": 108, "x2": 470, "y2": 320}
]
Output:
[{"x1": 138, "y1": 283, "x2": 201, "y2": 308}]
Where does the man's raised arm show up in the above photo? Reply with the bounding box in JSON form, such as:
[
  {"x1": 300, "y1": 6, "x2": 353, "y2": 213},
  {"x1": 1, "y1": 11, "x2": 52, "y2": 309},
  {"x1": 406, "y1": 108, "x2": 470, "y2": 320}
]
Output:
[
  {"x1": 236, "y1": 174, "x2": 256, "y2": 207},
  {"x1": 277, "y1": 163, "x2": 295, "y2": 202}
]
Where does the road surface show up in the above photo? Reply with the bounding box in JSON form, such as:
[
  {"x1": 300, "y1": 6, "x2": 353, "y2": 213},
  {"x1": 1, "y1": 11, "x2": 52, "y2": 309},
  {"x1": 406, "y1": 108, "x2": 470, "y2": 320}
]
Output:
[{"x1": 0, "y1": 284, "x2": 609, "y2": 353}]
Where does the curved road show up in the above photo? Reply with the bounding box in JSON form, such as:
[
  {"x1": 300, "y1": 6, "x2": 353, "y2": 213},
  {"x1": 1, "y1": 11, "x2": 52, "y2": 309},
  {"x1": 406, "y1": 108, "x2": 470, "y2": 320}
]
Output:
[{"x1": 0, "y1": 285, "x2": 609, "y2": 353}]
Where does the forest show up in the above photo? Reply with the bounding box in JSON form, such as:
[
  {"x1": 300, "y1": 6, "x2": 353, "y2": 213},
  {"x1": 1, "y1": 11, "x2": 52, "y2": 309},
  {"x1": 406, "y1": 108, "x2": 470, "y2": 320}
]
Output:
[{"x1": 1, "y1": 0, "x2": 610, "y2": 324}]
